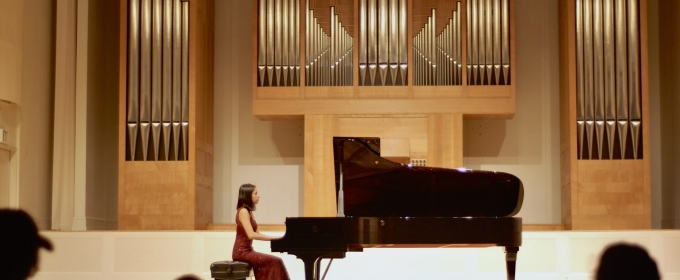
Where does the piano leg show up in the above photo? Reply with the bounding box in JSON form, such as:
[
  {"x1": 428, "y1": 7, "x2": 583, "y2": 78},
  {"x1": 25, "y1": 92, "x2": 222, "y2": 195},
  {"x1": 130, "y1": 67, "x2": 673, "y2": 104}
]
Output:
[
  {"x1": 294, "y1": 253, "x2": 324, "y2": 280},
  {"x1": 504, "y1": 246, "x2": 519, "y2": 280}
]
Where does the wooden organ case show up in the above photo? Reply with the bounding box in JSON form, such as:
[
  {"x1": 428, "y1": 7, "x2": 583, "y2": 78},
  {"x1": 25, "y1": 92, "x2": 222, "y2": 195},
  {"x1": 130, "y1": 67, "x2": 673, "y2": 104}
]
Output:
[
  {"x1": 118, "y1": 0, "x2": 215, "y2": 230},
  {"x1": 252, "y1": 0, "x2": 517, "y2": 216},
  {"x1": 559, "y1": 0, "x2": 651, "y2": 229}
]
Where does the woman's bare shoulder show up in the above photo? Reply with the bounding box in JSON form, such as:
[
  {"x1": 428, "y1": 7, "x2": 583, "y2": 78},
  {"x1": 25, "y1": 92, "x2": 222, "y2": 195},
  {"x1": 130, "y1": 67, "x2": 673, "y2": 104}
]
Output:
[{"x1": 237, "y1": 207, "x2": 251, "y2": 217}]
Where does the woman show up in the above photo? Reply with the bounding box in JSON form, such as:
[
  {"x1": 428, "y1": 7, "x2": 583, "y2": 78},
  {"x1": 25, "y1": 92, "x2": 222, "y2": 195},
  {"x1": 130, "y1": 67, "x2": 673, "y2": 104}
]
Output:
[{"x1": 232, "y1": 183, "x2": 290, "y2": 280}]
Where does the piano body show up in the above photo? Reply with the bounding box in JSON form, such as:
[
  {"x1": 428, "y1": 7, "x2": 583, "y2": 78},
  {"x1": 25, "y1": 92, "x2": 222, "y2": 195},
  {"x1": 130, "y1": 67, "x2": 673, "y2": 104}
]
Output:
[{"x1": 272, "y1": 137, "x2": 524, "y2": 280}]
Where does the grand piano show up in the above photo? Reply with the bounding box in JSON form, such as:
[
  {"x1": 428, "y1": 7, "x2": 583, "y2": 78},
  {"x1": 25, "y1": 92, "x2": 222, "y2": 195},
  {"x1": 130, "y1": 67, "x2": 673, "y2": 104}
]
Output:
[{"x1": 272, "y1": 137, "x2": 524, "y2": 280}]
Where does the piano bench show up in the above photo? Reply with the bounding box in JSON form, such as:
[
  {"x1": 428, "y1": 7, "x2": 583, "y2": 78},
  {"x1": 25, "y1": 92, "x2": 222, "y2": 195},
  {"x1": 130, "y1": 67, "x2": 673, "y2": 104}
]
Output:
[{"x1": 210, "y1": 260, "x2": 252, "y2": 280}]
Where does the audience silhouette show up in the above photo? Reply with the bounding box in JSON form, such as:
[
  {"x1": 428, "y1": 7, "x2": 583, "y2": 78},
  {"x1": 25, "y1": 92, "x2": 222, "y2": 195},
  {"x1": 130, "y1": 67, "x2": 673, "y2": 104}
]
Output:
[
  {"x1": 0, "y1": 208, "x2": 53, "y2": 280},
  {"x1": 175, "y1": 274, "x2": 202, "y2": 280},
  {"x1": 595, "y1": 242, "x2": 660, "y2": 280}
]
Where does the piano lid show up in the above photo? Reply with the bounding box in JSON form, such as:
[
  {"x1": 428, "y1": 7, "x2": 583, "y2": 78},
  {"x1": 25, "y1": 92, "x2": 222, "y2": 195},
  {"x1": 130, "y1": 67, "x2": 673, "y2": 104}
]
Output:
[{"x1": 333, "y1": 137, "x2": 524, "y2": 218}]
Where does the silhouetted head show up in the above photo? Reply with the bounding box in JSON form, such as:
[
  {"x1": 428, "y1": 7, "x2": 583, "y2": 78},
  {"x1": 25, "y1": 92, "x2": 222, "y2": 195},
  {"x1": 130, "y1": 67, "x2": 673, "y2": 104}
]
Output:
[
  {"x1": 596, "y1": 242, "x2": 660, "y2": 280},
  {"x1": 175, "y1": 274, "x2": 202, "y2": 280},
  {"x1": 0, "y1": 208, "x2": 53, "y2": 280},
  {"x1": 236, "y1": 183, "x2": 257, "y2": 211}
]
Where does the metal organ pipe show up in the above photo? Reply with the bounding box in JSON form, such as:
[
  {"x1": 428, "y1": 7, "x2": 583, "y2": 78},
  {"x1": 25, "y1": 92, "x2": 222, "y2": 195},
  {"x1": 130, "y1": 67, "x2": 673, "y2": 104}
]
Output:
[
  {"x1": 126, "y1": 0, "x2": 189, "y2": 161},
  {"x1": 140, "y1": 0, "x2": 151, "y2": 161},
  {"x1": 576, "y1": 0, "x2": 585, "y2": 159},
  {"x1": 628, "y1": 0, "x2": 641, "y2": 159},
  {"x1": 128, "y1": 0, "x2": 140, "y2": 160},
  {"x1": 576, "y1": 0, "x2": 643, "y2": 159},
  {"x1": 162, "y1": 0, "x2": 172, "y2": 160},
  {"x1": 604, "y1": 0, "x2": 616, "y2": 159},
  {"x1": 181, "y1": 0, "x2": 189, "y2": 160},
  {"x1": 152, "y1": 0, "x2": 162, "y2": 161},
  {"x1": 172, "y1": 0, "x2": 182, "y2": 160}
]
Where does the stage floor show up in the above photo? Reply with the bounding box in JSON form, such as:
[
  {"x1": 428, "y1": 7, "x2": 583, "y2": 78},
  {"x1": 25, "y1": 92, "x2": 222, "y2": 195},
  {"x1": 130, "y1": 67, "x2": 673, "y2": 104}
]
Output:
[{"x1": 34, "y1": 229, "x2": 680, "y2": 280}]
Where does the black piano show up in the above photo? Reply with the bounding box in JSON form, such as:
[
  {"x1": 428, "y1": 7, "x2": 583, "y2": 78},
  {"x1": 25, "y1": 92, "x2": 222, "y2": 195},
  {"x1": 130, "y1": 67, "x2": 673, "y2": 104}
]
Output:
[{"x1": 272, "y1": 137, "x2": 524, "y2": 280}]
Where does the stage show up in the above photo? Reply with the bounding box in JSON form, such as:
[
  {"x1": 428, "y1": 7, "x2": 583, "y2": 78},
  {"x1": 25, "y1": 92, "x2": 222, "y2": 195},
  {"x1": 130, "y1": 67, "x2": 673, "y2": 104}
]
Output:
[{"x1": 33, "y1": 229, "x2": 680, "y2": 280}]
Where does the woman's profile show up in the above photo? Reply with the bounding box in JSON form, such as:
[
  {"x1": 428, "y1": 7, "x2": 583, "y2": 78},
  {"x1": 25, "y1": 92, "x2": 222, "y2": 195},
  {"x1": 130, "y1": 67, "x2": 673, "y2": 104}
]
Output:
[{"x1": 232, "y1": 183, "x2": 290, "y2": 280}]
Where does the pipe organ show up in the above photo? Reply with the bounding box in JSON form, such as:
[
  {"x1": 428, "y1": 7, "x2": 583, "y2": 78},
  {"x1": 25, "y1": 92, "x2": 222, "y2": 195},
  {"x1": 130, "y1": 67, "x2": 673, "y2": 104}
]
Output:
[
  {"x1": 258, "y1": 0, "x2": 301, "y2": 86},
  {"x1": 126, "y1": 0, "x2": 189, "y2": 161},
  {"x1": 253, "y1": 0, "x2": 516, "y2": 217},
  {"x1": 559, "y1": 0, "x2": 650, "y2": 230},
  {"x1": 305, "y1": 1, "x2": 354, "y2": 86},
  {"x1": 465, "y1": 0, "x2": 509, "y2": 85},
  {"x1": 358, "y1": 0, "x2": 407, "y2": 86},
  {"x1": 255, "y1": 0, "x2": 512, "y2": 89},
  {"x1": 575, "y1": 0, "x2": 642, "y2": 160},
  {"x1": 119, "y1": 0, "x2": 214, "y2": 230}
]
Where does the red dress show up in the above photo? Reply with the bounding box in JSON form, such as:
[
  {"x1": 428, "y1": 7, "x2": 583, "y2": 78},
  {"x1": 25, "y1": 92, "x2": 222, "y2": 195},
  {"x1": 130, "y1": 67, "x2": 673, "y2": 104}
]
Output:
[{"x1": 232, "y1": 207, "x2": 290, "y2": 280}]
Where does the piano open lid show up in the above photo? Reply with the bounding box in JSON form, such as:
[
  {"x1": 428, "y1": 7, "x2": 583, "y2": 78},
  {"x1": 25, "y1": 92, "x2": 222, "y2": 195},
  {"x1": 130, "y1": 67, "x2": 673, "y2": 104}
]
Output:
[{"x1": 333, "y1": 137, "x2": 524, "y2": 218}]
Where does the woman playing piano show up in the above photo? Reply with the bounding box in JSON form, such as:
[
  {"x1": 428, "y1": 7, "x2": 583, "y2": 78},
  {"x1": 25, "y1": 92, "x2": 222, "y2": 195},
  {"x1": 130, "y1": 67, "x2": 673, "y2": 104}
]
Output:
[{"x1": 232, "y1": 183, "x2": 290, "y2": 280}]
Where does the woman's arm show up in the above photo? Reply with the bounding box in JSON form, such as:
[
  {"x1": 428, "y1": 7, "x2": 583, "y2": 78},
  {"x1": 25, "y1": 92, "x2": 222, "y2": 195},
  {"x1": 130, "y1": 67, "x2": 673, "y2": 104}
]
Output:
[{"x1": 238, "y1": 208, "x2": 279, "y2": 241}]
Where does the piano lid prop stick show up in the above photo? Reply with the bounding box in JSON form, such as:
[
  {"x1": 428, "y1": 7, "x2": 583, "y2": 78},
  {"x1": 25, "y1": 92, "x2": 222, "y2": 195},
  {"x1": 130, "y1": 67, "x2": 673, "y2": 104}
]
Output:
[
  {"x1": 337, "y1": 140, "x2": 345, "y2": 217},
  {"x1": 321, "y1": 258, "x2": 333, "y2": 280},
  {"x1": 337, "y1": 166, "x2": 345, "y2": 217}
]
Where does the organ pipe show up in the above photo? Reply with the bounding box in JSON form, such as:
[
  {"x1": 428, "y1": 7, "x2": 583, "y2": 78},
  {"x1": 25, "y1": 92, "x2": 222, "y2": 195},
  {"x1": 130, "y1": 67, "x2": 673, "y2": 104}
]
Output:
[
  {"x1": 126, "y1": 0, "x2": 189, "y2": 161},
  {"x1": 576, "y1": 0, "x2": 642, "y2": 159}
]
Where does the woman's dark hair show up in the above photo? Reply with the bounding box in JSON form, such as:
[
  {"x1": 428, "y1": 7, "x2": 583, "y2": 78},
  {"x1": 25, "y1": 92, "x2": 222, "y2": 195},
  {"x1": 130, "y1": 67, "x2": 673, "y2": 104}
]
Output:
[
  {"x1": 596, "y1": 243, "x2": 660, "y2": 280},
  {"x1": 236, "y1": 183, "x2": 256, "y2": 211}
]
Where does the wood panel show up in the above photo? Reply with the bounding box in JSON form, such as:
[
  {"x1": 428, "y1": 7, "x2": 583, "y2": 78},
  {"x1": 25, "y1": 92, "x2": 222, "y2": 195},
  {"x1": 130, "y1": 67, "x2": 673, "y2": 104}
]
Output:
[
  {"x1": 412, "y1": 86, "x2": 464, "y2": 98},
  {"x1": 253, "y1": 97, "x2": 515, "y2": 119},
  {"x1": 427, "y1": 114, "x2": 463, "y2": 168},
  {"x1": 304, "y1": 86, "x2": 356, "y2": 99},
  {"x1": 572, "y1": 160, "x2": 650, "y2": 230},
  {"x1": 303, "y1": 115, "x2": 338, "y2": 217},
  {"x1": 118, "y1": 0, "x2": 128, "y2": 229},
  {"x1": 336, "y1": 116, "x2": 428, "y2": 138},
  {"x1": 356, "y1": 86, "x2": 413, "y2": 99},
  {"x1": 522, "y1": 224, "x2": 565, "y2": 231},
  {"x1": 192, "y1": 0, "x2": 215, "y2": 230},
  {"x1": 120, "y1": 161, "x2": 193, "y2": 229},
  {"x1": 257, "y1": 87, "x2": 303, "y2": 99},
  {"x1": 558, "y1": 0, "x2": 576, "y2": 230}
]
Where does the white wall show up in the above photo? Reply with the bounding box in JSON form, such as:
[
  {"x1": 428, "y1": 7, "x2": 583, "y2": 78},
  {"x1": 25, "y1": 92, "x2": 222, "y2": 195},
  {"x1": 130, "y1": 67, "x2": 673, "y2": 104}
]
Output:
[
  {"x1": 214, "y1": 0, "x2": 304, "y2": 225},
  {"x1": 464, "y1": 0, "x2": 561, "y2": 224},
  {"x1": 33, "y1": 230, "x2": 680, "y2": 280},
  {"x1": 18, "y1": 0, "x2": 54, "y2": 229},
  {"x1": 84, "y1": 0, "x2": 119, "y2": 230}
]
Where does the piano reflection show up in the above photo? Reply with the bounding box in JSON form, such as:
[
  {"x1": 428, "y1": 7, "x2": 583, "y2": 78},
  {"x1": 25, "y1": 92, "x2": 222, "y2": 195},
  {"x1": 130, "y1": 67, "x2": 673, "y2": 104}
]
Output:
[{"x1": 272, "y1": 137, "x2": 524, "y2": 280}]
